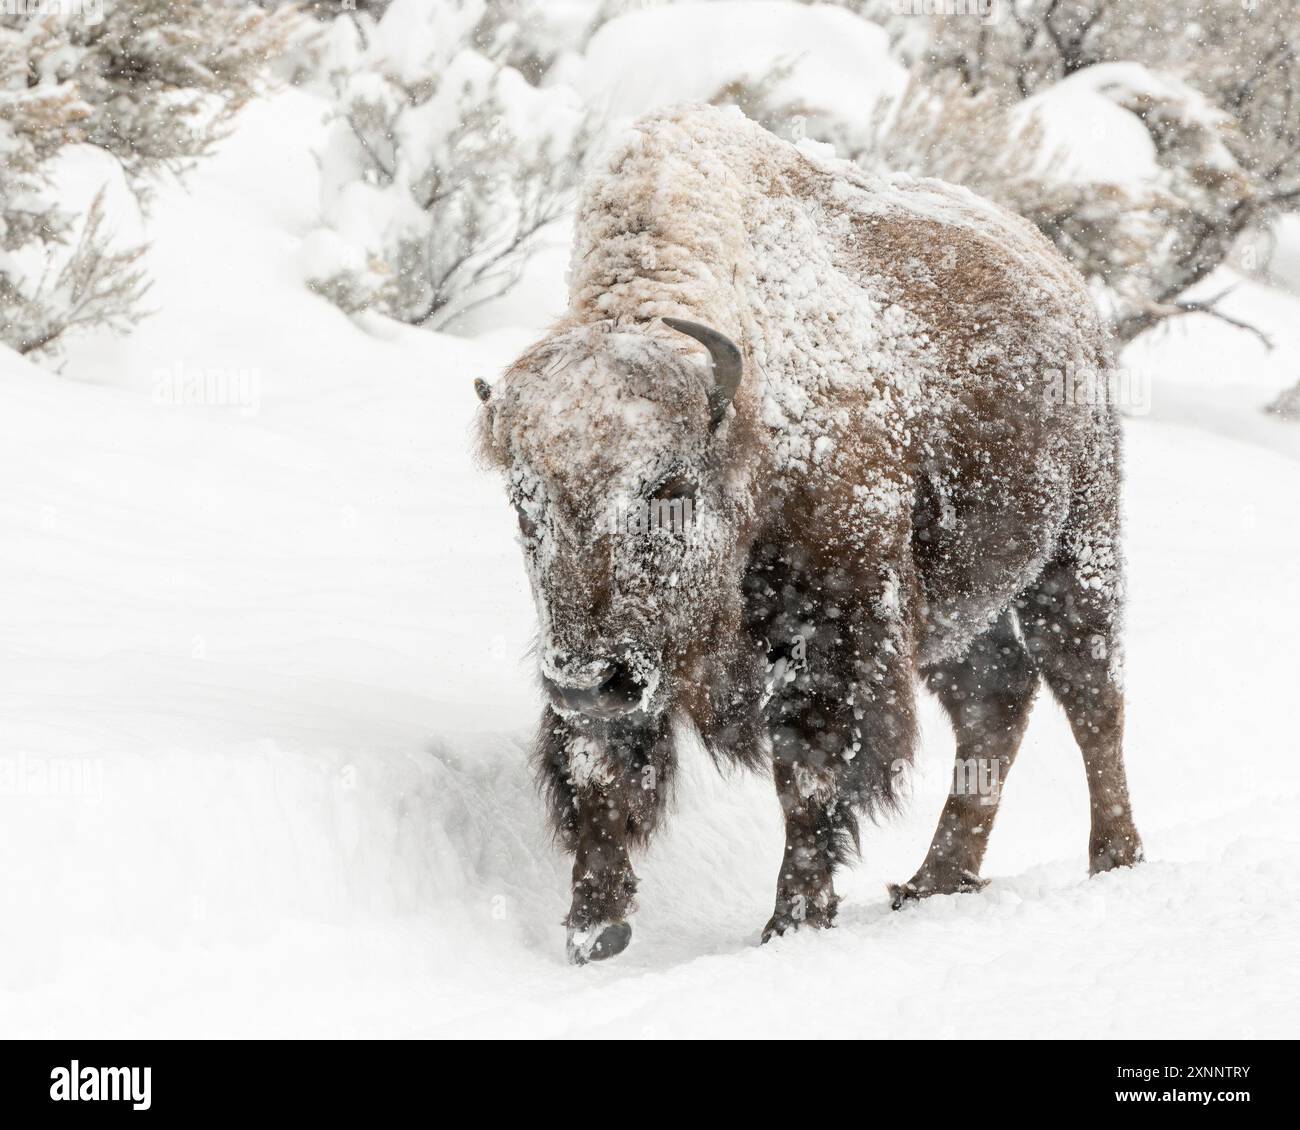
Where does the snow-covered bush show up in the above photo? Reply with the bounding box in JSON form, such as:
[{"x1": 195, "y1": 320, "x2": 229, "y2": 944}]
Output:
[
  {"x1": 0, "y1": 2, "x2": 294, "y2": 358},
  {"x1": 470, "y1": 0, "x2": 583, "y2": 86},
  {"x1": 1133, "y1": 1, "x2": 1300, "y2": 241},
  {"x1": 0, "y1": 21, "x2": 148, "y2": 357},
  {"x1": 272, "y1": 0, "x2": 585, "y2": 90},
  {"x1": 876, "y1": 1, "x2": 1287, "y2": 342},
  {"x1": 15, "y1": 1, "x2": 298, "y2": 184},
  {"x1": 910, "y1": 0, "x2": 1109, "y2": 96},
  {"x1": 306, "y1": 0, "x2": 588, "y2": 331},
  {"x1": 916, "y1": 0, "x2": 1300, "y2": 211},
  {"x1": 1074, "y1": 68, "x2": 1253, "y2": 342}
]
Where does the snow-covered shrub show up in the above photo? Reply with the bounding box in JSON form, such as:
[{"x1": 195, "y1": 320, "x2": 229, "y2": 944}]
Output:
[
  {"x1": 842, "y1": 74, "x2": 1045, "y2": 192},
  {"x1": 914, "y1": 0, "x2": 1109, "y2": 97},
  {"x1": 916, "y1": 0, "x2": 1300, "y2": 212},
  {"x1": 1135, "y1": 1, "x2": 1300, "y2": 225},
  {"x1": 990, "y1": 64, "x2": 1253, "y2": 341},
  {"x1": 0, "y1": 188, "x2": 151, "y2": 359},
  {"x1": 0, "y1": 2, "x2": 294, "y2": 358},
  {"x1": 705, "y1": 59, "x2": 809, "y2": 140},
  {"x1": 54, "y1": 1, "x2": 297, "y2": 182},
  {"x1": 9, "y1": 2, "x2": 297, "y2": 185},
  {"x1": 271, "y1": 0, "x2": 582, "y2": 91},
  {"x1": 898, "y1": 0, "x2": 1294, "y2": 342},
  {"x1": 306, "y1": 0, "x2": 588, "y2": 331},
  {"x1": 470, "y1": 0, "x2": 581, "y2": 86},
  {"x1": 1080, "y1": 68, "x2": 1253, "y2": 342},
  {"x1": 0, "y1": 22, "x2": 148, "y2": 357}
]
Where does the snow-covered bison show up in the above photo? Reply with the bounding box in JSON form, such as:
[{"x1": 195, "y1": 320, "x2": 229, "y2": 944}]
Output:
[{"x1": 475, "y1": 104, "x2": 1143, "y2": 964}]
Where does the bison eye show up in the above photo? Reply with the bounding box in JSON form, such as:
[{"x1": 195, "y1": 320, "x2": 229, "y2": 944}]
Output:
[{"x1": 648, "y1": 472, "x2": 697, "y2": 503}]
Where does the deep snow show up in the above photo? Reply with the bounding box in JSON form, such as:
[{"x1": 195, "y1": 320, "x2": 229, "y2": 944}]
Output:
[{"x1": 3, "y1": 83, "x2": 1300, "y2": 1038}]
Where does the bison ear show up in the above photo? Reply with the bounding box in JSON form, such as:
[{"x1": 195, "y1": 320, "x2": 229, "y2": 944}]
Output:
[
  {"x1": 473, "y1": 378, "x2": 492, "y2": 404},
  {"x1": 662, "y1": 317, "x2": 742, "y2": 430}
]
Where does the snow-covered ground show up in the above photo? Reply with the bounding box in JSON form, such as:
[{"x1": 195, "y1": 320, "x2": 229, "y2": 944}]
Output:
[{"x1": 3, "y1": 82, "x2": 1299, "y2": 1039}]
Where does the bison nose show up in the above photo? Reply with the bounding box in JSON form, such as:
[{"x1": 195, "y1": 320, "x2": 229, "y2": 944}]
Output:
[{"x1": 543, "y1": 660, "x2": 645, "y2": 719}]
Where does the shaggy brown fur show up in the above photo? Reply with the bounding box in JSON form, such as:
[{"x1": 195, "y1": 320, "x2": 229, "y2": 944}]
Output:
[{"x1": 476, "y1": 105, "x2": 1142, "y2": 962}]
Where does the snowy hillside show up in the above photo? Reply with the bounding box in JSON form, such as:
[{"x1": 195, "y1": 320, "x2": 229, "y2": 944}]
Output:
[{"x1": 4, "y1": 6, "x2": 1300, "y2": 1039}]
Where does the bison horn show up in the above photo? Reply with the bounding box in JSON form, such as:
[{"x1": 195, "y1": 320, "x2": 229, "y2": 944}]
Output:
[
  {"x1": 473, "y1": 378, "x2": 492, "y2": 403},
  {"x1": 662, "y1": 317, "x2": 742, "y2": 429}
]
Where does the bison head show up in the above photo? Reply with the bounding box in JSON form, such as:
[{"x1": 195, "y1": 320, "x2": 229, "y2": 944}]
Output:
[{"x1": 476, "y1": 317, "x2": 748, "y2": 721}]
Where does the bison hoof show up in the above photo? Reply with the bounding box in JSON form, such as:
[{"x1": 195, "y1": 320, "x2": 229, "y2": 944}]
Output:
[
  {"x1": 888, "y1": 870, "x2": 988, "y2": 910},
  {"x1": 761, "y1": 899, "x2": 838, "y2": 943},
  {"x1": 761, "y1": 916, "x2": 793, "y2": 943},
  {"x1": 567, "y1": 921, "x2": 632, "y2": 966},
  {"x1": 1089, "y1": 834, "x2": 1144, "y2": 876}
]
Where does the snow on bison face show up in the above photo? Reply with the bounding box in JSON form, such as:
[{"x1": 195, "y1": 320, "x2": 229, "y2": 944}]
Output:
[{"x1": 476, "y1": 319, "x2": 746, "y2": 721}]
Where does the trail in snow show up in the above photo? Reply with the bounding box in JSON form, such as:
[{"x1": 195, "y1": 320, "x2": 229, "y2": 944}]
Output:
[{"x1": 2, "y1": 91, "x2": 1299, "y2": 1038}]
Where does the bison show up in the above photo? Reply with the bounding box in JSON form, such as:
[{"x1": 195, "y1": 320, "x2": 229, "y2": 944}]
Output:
[{"x1": 475, "y1": 104, "x2": 1143, "y2": 964}]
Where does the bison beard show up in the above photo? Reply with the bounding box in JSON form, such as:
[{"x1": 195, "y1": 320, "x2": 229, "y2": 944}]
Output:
[{"x1": 476, "y1": 105, "x2": 1143, "y2": 964}]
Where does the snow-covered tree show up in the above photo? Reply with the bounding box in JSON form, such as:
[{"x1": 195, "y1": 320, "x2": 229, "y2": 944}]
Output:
[{"x1": 306, "y1": 0, "x2": 588, "y2": 331}]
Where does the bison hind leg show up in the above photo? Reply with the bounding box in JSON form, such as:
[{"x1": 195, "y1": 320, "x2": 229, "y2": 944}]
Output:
[
  {"x1": 892, "y1": 608, "x2": 1039, "y2": 906},
  {"x1": 1017, "y1": 555, "x2": 1143, "y2": 876}
]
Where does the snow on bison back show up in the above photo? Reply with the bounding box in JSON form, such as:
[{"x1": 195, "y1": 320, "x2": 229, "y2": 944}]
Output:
[{"x1": 474, "y1": 103, "x2": 1143, "y2": 964}]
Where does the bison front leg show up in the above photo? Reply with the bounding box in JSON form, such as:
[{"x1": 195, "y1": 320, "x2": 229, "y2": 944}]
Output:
[
  {"x1": 535, "y1": 709, "x2": 674, "y2": 965},
  {"x1": 763, "y1": 753, "x2": 843, "y2": 940},
  {"x1": 565, "y1": 786, "x2": 637, "y2": 964},
  {"x1": 761, "y1": 601, "x2": 918, "y2": 943}
]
